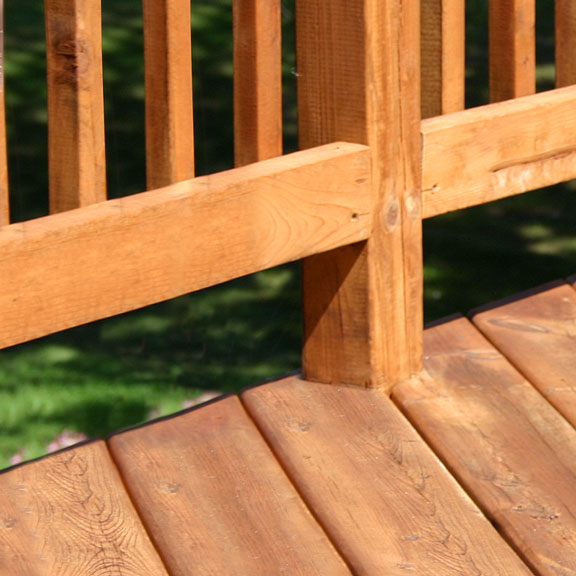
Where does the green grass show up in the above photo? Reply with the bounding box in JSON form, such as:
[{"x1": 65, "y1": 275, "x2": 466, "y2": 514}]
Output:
[
  {"x1": 0, "y1": 265, "x2": 301, "y2": 468},
  {"x1": 2, "y1": 0, "x2": 576, "y2": 469}
]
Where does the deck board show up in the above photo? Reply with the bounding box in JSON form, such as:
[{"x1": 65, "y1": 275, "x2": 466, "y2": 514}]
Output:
[
  {"x1": 243, "y1": 376, "x2": 531, "y2": 575},
  {"x1": 108, "y1": 395, "x2": 351, "y2": 576},
  {"x1": 393, "y1": 314, "x2": 576, "y2": 576},
  {"x1": 8, "y1": 282, "x2": 576, "y2": 573},
  {"x1": 472, "y1": 280, "x2": 576, "y2": 426},
  {"x1": 0, "y1": 441, "x2": 168, "y2": 576}
]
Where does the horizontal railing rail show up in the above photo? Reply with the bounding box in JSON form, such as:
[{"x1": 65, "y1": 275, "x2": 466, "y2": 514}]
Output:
[
  {"x1": 422, "y1": 86, "x2": 576, "y2": 217},
  {"x1": 0, "y1": 142, "x2": 370, "y2": 350}
]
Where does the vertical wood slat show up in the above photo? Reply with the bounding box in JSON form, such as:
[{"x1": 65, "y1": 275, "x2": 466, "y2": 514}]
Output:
[
  {"x1": 143, "y1": 0, "x2": 194, "y2": 189},
  {"x1": 489, "y1": 0, "x2": 536, "y2": 102},
  {"x1": 421, "y1": 0, "x2": 465, "y2": 119},
  {"x1": 45, "y1": 0, "x2": 107, "y2": 214},
  {"x1": 555, "y1": 0, "x2": 576, "y2": 87},
  {"x1": 233, "y1": 0, "x2": 282, "y2": 167},
  {"x1": 0, "y1": 0, "x2": 9, "y2": 226},
  {"x1": 297, "y1": 0, "x2": 423, "y2": 390}
]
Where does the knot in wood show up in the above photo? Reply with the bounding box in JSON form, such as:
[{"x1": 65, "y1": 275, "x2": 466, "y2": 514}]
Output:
[
  {"x1": 384, "y1": 198, "x2": 400, "y2": 231},
  {"x1": 53, "y1": 38, "x2": 91, "y2": 85}
]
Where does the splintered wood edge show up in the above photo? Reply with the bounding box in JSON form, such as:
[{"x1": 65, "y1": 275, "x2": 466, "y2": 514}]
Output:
[{"x1": 422, "y1": 85, "x2": 576, "y2": 217}]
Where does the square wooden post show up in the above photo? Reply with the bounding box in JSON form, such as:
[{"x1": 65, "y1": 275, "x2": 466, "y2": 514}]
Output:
[{"x1": 297, "y1": 0, "x2": 423, "y2": 391}]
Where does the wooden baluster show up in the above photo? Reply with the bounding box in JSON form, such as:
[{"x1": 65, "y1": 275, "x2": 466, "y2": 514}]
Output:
[
  {"x1": 489, "y1": 0, "x2": 536, "y2": 102},
  {"x1": 556, "y1": 0, "x2": 576, "y2": 87},
  {"x1": 233, "y1": 0, "x2": 282, "y2": 167},
  {"x1": 297, "y1": 0, "x2": 423, "y2": 390},
  {"x1": 45, "y1": 0, "x2": 106, "y2": 213},
  {"x1": 143, "y1": 0, "x2": 194, "y2": 189},
  {"x1": 421, "y1": 0, "x2": 465, "y2": 118},
  {"x1": 0, "y1": 0, "x2": 9, "y2": 225}
]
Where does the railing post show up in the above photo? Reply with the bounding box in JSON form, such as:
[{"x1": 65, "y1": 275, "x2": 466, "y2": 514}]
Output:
[
  {"x1": 297, "y1": 0, "x2": 423, "y2": 390},
  {"x1": 45, "y1": 0, "x2": 107, "y2": 213}
]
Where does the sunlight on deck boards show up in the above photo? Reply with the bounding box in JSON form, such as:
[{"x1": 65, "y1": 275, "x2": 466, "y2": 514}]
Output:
[{"x1": 4, "y1": 280, "x2": 576, "y2": 574}]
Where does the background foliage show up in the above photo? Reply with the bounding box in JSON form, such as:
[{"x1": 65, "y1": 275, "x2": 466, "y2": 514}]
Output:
[{"x1": 2, "y1": 0, "x2": 575, "y2": 468}]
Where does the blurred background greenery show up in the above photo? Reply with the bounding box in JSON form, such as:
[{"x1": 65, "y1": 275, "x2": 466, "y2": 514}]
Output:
[{"x1": 2, "y1": 0, "x2": 575, "y2": 468}]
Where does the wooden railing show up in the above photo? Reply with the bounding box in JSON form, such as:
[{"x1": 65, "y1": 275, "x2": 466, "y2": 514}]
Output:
[{"x1": 1, "y1": 0, "x2": 575, "y2": 393}]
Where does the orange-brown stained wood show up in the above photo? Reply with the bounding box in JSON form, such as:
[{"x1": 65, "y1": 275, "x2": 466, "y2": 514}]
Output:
[
  {"x1": 143, "y1": 0, "x2": 194, "y2": 189},
  {"x1": 108, "y1": 395, "x2": 351, "y2": 576},
  {"x1": 556, "y1": 0, "x2": 576, "y2": 87},
  {"x1": 393, "y1": 316, "x2": 576, "y2": 575},
  {"x1": 233, "y1": 0, "x2": 282, "y2": 166},
  {"x1": 421, "y1": 86, "x2": 576, "y2": 218},
  {"x1": 243, "y1": 376, "x2": 532, "y2": 575},
  {"x1": 45, "y1": 0, "x2": 107, "y2": 213},
  {"x1": 297, "y1": 0, "x2": 423, "y2": 390},
  {"x1": 421, "y1": 0, "x2": 465, "y2": 118},
  {"x1": 472, "y1": 281, "x2": 576, "y2": 427},
  {"x1": 0, "y1": 143, "x2": 370, "y2": 351},
  {"x1": 0, "y1": 441, "x2": 168, "y2": 576},
  {"x1": 489, "y1": 0, "x2": 535, "y2": 102}
]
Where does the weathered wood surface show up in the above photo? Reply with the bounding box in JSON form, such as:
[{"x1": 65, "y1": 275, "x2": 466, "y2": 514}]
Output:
[
  {"x1": 108, "y1": 395, "x2": 351, "y2": 576},
  {"x1": 421, "y1": 0, "x2": 465, "y2": 118},
  {"x1": 45, "y1": 0, "x2": 107, "y2": 213},
  {"x1": 0, "y1": 441, "x2": 168, "y2": 576},
  {"x1": 0, "y1": 142, "x2": 370, "y2": 349},
  {"x1": 394, "y1": 315, "x2": 576, "y2": 575},
  {"x1": 472, "y1": 281, "x2": 576, "y2": 427},
  {"x1": 233, "y1": 0, "x2": 282, "y2": 166},
  {"x1": 297, "y1": 0, "x2": 423, "y2": 389},
  {"x1": 143, "y1": 0, "x2": 194, "y2": 189},
  {"x1": 422, "y1": 86, "x2": 576, "y2": 218},
  {"x1": 489, "y1": 0, "x2": 535, "y2": 102},
  {"x1": 243, "y1": 376, "x2": 531, "y2": 575}
]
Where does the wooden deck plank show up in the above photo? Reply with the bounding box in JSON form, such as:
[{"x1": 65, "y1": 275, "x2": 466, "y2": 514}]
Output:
[
  {"x1": 243, "y1": 376, "x2": 531, "y2": 575},
  {"x1": 108, "y1": 395, "x2": 351, "y2": 576},
  {"x1": 393, "y1": 316, "x2": 576, "y2": 576},
  {"x1": 0, "y1": 440, "x2": 168, "y2": 576},
  {"x1": 472, "y1": 281, "x2": 576, "y2": 426}
]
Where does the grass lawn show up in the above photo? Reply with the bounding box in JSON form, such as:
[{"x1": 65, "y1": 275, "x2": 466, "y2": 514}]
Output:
[{"x1": 2, "y1": 0, "x2": 575, "y2": 469}]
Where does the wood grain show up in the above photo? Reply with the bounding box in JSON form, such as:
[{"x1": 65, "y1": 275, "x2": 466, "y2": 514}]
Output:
[
  {"x1": 243, "y1": 376, "x2": 532, "y2": 575},
  {"x1": 0, "y1": 142, "x2": 370, "y2": 350},
  {"x1": 143, "y1": 0, "x2": 194, "y2": 189},
  {"x1": 422, "y1": 86, "x2": 576, "y2": 217},
  {"x1": 489, "y1": 0, "x2": 535, "y2": 102},
  {"x1": 394, "y1": 316, "x2": 576, "y2": 575},
  {"x1": 0, "y1": 441, "x2": 168, "y2": 576},
  {"x1": 233, "y1": 0, "x2": 282, "y2": 166},
  {"x1": 472, "y1": 281, "x2": 576, "y2": 427},
  {"x1": 556, "y1": 0, "x2": 576, "y2": 88},
  {"x1": 297, "y1": 0, "x2": 423, "y2": 389},
  {"x1": 421, "y1": 0, "x2": 465, "y2": 118},
  {"x1": 45, "y1": 0, "x2": 107, "y2": 213},
  {"x1": 108, "y1": 395, "x2": 351, "y2": 576}
]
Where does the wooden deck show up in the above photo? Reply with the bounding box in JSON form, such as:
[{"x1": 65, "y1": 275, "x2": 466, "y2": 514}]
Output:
[{"x1": 3, "y1": 278, "x2": 576, "y2": 575}]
